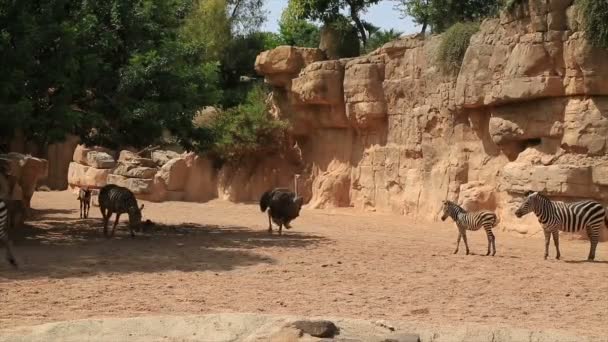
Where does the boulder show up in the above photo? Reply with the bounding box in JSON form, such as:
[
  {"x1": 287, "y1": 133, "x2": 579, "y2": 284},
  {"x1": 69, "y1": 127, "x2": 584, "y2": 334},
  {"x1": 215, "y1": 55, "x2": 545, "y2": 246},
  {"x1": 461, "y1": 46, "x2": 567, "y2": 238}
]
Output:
[
  {"x1": 67, "y1": 162, "x2": 112, "y2": 189},
  {"x1": 107, "y1": 174, "x2": 153, "y2": 195},
  {"x1": 289, "y1": 320, "x2": 339, "y2": 338},
  {"x1": 159, "y1": 158, "x2": 188, "y2": 191},
  {"x1": 113, "y1": 163, "x2": 158, "y2": 179},
  {"x1": 85, "y1": 151, "x2": 116, "y2": 169},
  {"x1": 2, "y1": 153, "x2": 49, "y2": 208},
  {"x1": 255, "y1": 46, "x2": 325, "y2": 87},
  {"x1": 151, "y1": 150, "x2": 181, "y2": 166},
  {"x1": 73, "y1": 145, "x2": 114, "y2": 166}
]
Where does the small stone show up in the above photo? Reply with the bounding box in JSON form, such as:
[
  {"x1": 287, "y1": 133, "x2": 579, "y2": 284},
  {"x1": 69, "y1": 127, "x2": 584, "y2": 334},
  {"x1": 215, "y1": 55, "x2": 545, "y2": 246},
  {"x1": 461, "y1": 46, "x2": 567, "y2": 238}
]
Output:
[{"x1": 291, "y1": 320, "x2": 339, "y2": 338}]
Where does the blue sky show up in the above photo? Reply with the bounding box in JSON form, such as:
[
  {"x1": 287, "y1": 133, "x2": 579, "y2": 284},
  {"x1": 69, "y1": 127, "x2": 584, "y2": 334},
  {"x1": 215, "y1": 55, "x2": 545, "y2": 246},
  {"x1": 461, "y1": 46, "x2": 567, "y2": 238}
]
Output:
[{"x1": 261, "y1": 0, "x2": 419, "y2": 34}]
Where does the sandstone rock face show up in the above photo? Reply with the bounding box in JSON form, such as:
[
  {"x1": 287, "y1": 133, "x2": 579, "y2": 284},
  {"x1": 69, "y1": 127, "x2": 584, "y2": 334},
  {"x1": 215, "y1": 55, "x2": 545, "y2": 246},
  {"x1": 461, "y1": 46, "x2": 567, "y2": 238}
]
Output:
[{"x1": 252, "y1": 1, "x2": 608, "y2": 241}]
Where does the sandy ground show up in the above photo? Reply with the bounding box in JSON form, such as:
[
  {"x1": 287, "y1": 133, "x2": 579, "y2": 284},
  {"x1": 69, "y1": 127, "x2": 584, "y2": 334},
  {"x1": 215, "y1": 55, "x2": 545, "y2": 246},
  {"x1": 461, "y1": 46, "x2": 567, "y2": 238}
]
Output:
[{"x1": 1, "y1": 191, "x2": 607, "y2": 337}]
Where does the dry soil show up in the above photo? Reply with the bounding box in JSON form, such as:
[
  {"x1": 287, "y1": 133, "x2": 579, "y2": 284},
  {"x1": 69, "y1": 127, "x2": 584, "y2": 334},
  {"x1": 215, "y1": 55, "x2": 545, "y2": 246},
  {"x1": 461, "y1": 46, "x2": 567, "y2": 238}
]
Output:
[{"x1": 1, "y1": 191, "x2": 607, "y2": 337}]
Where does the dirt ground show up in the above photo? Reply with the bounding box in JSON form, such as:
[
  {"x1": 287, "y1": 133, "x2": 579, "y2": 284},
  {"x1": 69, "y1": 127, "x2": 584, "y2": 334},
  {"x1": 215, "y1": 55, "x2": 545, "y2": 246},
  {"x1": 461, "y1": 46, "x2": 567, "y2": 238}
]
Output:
[{"x1": 1, "y1": 191, "x2": 607, "y2": 337}]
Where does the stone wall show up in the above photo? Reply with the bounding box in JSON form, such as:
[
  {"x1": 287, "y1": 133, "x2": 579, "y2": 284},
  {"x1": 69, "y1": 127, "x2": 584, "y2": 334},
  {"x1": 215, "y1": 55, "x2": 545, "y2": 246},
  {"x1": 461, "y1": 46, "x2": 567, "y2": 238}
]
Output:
[{"x1": 254, "y1": 0, "x2": 608, "y2": 240}]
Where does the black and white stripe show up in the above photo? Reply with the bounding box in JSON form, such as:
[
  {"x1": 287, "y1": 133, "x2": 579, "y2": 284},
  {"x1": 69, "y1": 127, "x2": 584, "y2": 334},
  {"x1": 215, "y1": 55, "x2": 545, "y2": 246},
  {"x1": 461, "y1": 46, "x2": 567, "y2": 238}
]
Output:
[
  {"x1": 0, "y1": 200, "x2": 17, "y2": 267},
  {"x1": 515, "y1": 191, "x2": 607, "y2": 261},
  {"x1": 98, "y1": 184, "x2": 144, "y2": 238},
  {"x1": 441, "y1": 200, "x2": 499, "y2": 256},
  {"x1": 77, "y1": 188, "x2": 92, "y2": 219}
]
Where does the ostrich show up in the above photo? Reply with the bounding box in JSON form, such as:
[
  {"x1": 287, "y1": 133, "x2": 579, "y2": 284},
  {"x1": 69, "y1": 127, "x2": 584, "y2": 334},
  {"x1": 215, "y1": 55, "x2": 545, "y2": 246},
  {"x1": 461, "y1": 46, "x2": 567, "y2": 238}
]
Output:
[{"x1": 259, "y1": 175, "x2": 303, "y2": 235}]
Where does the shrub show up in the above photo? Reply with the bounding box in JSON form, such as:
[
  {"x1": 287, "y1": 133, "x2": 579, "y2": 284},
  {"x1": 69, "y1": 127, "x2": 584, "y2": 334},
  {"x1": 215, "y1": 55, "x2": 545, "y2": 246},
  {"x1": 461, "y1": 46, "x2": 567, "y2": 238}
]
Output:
[
  {"x1": 195, "y1": 84, "x2": 288, "y2": 162},
  {"x1": 577, "y1": 0, "x2": 608, "y2": 48},
  {"x1": 504, "y1": 0, "x2": 525, "y2": 11},
  {"x1": 436, "y1": 22, "x2": 480, "y2": 75}
]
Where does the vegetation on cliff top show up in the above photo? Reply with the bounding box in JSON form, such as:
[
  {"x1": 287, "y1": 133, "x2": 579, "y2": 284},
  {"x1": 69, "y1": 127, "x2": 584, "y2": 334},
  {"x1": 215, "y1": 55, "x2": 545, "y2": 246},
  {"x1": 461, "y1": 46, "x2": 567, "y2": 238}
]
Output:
[
  {"x1": 577, "y1": 0, "x2": 608, "y2": 49},
  {"x1": 436, "y1": 22, "x2": 480, "y2": 75}
]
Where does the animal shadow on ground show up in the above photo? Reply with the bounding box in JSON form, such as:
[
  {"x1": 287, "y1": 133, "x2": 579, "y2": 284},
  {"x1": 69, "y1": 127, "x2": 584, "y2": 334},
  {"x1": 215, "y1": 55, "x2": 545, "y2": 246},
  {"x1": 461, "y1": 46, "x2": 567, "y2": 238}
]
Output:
[
  {"x1": 1, "y1": 209, "x2": 328, "y2": 279},
  {"x1": 564, "y1": 259, "x2": 608, "y2": 264}
]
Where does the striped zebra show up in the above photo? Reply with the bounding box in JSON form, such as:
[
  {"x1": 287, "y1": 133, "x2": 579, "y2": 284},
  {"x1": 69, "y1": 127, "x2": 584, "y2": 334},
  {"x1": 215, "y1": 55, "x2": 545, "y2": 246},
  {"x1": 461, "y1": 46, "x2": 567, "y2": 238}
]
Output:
[
  {"x1": 440, "y1": 200, "x2": 499, "y2": 256},
  {"x1": 77, "y1": 188, "x2": 92, "y2": 219},
  {"x1": 98, "y1": 184, "x2": 144, "y2": 238},
  {"x1": 0, "y1": 199, "x2": 17, "y2": 267},
  {"x1": 515, "y1": 191, "x2": 608, "y2": 261}
]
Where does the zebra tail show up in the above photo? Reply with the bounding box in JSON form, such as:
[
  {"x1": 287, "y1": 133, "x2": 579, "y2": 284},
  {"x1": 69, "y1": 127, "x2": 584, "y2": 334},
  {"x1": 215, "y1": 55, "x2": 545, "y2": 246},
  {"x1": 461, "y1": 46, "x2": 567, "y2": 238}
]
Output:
[{"x1": 260, "y1": 190, "x2": 272, "y2": 212}]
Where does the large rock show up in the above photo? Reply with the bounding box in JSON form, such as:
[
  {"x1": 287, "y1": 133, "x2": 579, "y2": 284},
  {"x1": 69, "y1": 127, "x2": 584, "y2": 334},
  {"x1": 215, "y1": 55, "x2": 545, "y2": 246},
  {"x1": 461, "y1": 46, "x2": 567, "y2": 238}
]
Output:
[
  {"x1": 85, "y1": 151, "x2": 116, "y2": 169},
  {"x1": 113, "y1": 163, "x2": 158, "y2": 179},
  {"x1": 2, "y1": 153, "x2": 48, "y2": 208},
  {"x1": 158, "y1": 158, "x2": 188, "y2": 191},
  {"x1": 255, "y1": 46, "x2": 325, "y2": 87},
  {"x1": 151, "y1": 150, "x2": 181, "y2": 166},
  {"x1": 107, "y1": 174, "x2": 153, "y2": 195},
  {"x1": 67, "y1": 162, "x2": 112, "y2": 189},
  {"x1": 73, "y1": 145, "x2": 114, "y2": 166}
]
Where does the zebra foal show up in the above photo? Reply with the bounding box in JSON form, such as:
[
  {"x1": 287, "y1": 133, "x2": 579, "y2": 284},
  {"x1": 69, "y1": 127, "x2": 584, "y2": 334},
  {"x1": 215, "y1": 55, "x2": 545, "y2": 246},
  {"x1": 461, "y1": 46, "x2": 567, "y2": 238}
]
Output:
[
  {"x1": 515, "y1": 191, "x2": 607, "y2": 261},
  {"x1": 98, "y1": 184, "x2": 144, "y2": 238},
  {"x1": 77, "y1": 187, "x2": 92, "y2": 219},
  {"x1": 440, "y1": 200, "x2": 499, "y2": 256}
]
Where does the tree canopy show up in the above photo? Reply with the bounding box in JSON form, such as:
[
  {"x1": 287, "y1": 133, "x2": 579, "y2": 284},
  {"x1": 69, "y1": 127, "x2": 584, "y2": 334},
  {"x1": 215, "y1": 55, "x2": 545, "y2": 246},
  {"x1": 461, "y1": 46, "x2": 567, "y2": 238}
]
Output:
[
  {"x1": 0, "y1": 0, "x2": 221, "y2": 149},
  {"x1": 396, "y1": 0, "x2": 502, "y2": 34},
  {"x1": 288, "y1": 0, "x2": 380, "y2": 45}
]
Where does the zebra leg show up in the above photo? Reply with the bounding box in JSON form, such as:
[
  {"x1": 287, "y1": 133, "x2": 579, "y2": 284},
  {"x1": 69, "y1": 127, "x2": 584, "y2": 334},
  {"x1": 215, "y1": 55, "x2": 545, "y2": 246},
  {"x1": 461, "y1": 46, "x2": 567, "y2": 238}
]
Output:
[
  {"x1": 491, "y1": 234, "x2": 497, "y2": 256},
  {"x1": 278, "y1": 223, "x2": 283, "y2": 236},
  {"x1": 102, "y1": 210, "x2": 112, "y2": 237},
  {"x1": 267, "y1": 212, "x2": 272, "y2": 233},
  {"x1": 462, "y1": 231, "x2": 470, "y2": 255},
  {"x1": 80, "y1": 201, "x2": 83, "y2": 218},
  {"x1": 111, "y1": 213, "x2": 121, "y2": 237},
  {"x1": 453, "y1": 232, "x2": 461, "y2": 254},
  {"x1": 484, "y1": 229, "x2": 493, "y2": 256},
  {"x1": 3, "y1": 238, "x2": 17, "y2": 268},
  {"x1": 587, "y1": 226, "x2": 599, "y2": 261},
  {"x1": 552, "y1": 230, "x2": 560, "y2": 260},
  {"x1": 543, "y1": 230, "x2": 551, "y2": 260}
]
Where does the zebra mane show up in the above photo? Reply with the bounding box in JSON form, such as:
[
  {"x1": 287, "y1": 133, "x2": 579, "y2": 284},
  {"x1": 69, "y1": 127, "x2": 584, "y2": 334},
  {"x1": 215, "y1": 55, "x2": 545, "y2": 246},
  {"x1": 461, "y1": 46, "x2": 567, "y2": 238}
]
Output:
[{"x1": 444, "y1": 200, "x2": 466, "y2": 212}]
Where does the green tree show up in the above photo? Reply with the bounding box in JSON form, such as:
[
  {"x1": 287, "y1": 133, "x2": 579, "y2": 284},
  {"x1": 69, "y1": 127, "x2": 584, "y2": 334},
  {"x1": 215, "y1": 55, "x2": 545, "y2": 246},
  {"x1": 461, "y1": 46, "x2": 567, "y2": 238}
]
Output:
[
  {"x1": 228, "y1": 0, "x2": 267, "y2": 34},
  {"x1": 289, "y1": 0, "x2": 380, "y2": 46},
  {"x1": 195, "y1": 84, "x2": 288, "y2": 161},
  {"x1": 397, "y1": 0, "x2": 501, "y2": 34},
  {"x1": 0, "y1": 0, "x2": 221, "y2": 150},
  {"x1": 278, "y1": 3, "x2": 321, "y2": 48},
  {"x1": 181, "y1": 0, "x2": 232, "y2": 61}
]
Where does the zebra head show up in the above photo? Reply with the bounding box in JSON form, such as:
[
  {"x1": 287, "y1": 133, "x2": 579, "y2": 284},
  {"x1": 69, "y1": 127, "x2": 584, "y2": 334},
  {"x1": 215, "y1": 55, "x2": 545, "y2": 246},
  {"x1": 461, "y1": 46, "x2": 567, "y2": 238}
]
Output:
[
  {"x1": 128, "y1": 204, "x2": 145, "y2": 231},
  {"x1": 515, "y1": 191, "x2": 537, "y2": 218},
  {"x1": 440, "y1": 200, "x2": 452, "y2": 221}
]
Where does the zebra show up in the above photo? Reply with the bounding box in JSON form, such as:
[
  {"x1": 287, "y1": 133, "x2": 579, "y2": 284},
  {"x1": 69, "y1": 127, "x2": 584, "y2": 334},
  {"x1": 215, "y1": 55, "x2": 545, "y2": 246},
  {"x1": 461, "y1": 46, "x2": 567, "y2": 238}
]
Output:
[
  {"x1": 515, "y1": 191, "x2": 608, "y2": 261},
  {"x1": 98, "y1": 184, "x2": 144, "y2": 238},
  {"x1": 77, "y1": 187, "x2": 92, "y2": 219},
  {"x1": 0, "y1": 199, "x2": 17, "y2": 267},
  {"x1": 440, "y1": 200, "x2": 499, "y2": 256}
]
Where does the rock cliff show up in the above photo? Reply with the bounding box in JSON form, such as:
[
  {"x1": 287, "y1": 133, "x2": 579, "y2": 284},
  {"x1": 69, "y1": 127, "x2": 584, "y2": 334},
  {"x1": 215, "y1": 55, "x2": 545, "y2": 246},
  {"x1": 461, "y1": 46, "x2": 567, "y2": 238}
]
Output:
[{"x1": 254, "y1": 0, "x2": 608, "y2": 239}]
